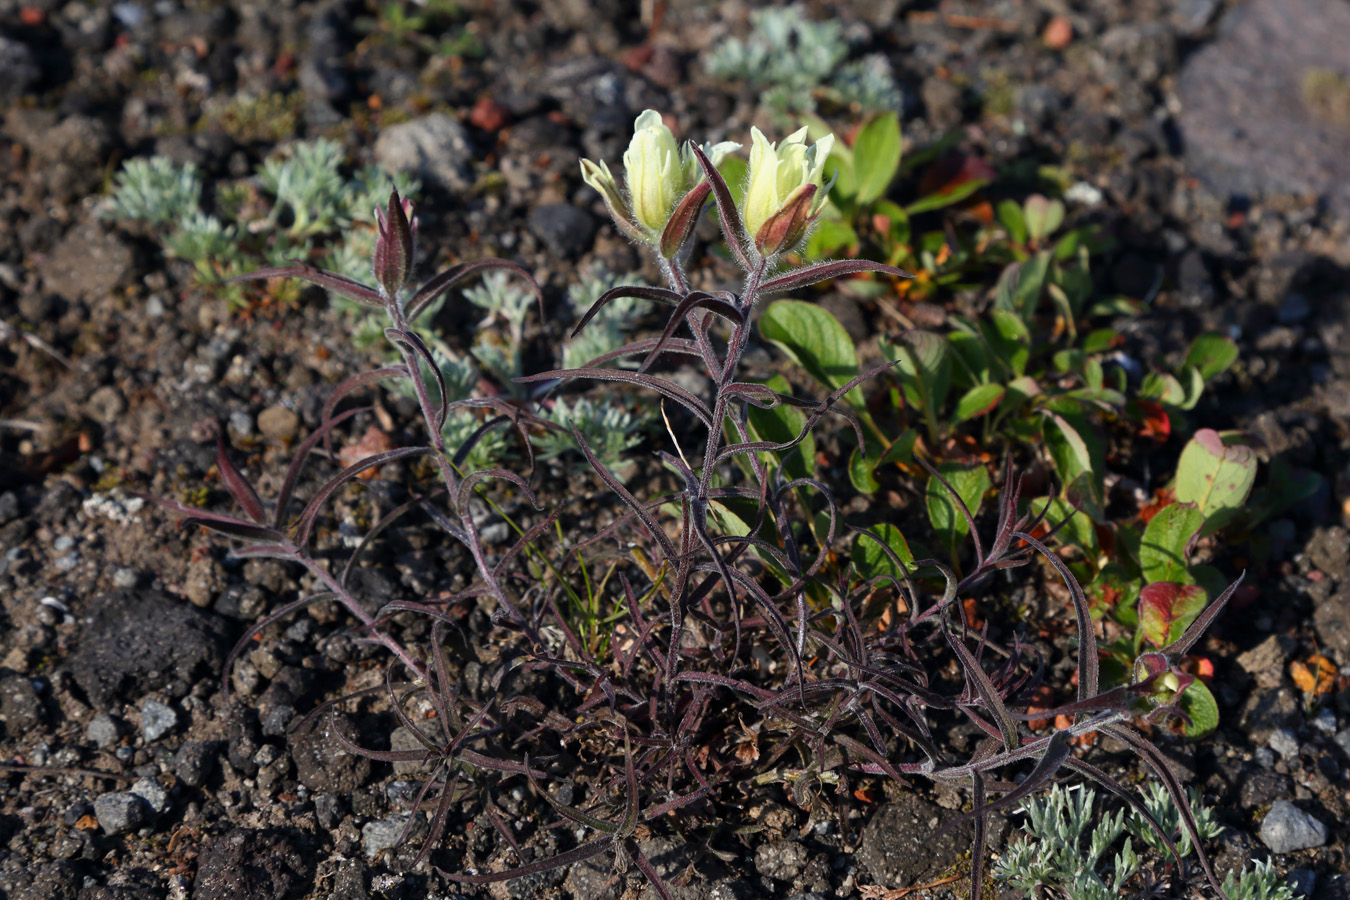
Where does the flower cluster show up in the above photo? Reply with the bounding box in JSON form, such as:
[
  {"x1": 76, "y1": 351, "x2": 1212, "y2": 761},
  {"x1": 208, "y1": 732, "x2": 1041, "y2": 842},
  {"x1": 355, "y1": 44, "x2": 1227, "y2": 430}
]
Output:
[{"x1": 580, "y1": 110, "x2": 834, "y2": 264}]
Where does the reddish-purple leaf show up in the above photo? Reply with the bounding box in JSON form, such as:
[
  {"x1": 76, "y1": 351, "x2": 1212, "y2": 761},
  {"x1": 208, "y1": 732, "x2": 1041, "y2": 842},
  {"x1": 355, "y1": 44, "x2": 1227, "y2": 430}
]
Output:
[{"x1": 1139, "y1": 581, "x2": 1207, "y2": 649}]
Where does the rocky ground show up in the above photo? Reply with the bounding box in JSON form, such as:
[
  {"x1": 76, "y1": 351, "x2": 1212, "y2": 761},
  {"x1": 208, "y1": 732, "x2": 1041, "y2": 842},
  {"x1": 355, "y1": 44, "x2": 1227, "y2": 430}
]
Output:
[{"x1": 1, "y1": 1, "x2": 1349, "y2": 899}]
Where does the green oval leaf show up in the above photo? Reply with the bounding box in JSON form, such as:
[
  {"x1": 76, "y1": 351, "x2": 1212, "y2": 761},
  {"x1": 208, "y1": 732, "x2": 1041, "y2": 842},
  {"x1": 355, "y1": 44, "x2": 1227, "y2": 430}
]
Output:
[
  {"x1": 953, "y1": 383, "x2": 1005, "y2": 423},
  {"x1": 1184, "y1": 333, "x2": 1239, "y2": 381},
  {"x1": 853, "y1": 112, "x2": 902, "y2": 205},
  {"x1": 1175, "y1": 429, "x2": 1257, "y2": 533},
  {"x1": 1139, "y1": 502, "x2": 1204, "y2": 585},
  {"x1": 760, "y1": 300, "x2": 861, "y2": 406}
]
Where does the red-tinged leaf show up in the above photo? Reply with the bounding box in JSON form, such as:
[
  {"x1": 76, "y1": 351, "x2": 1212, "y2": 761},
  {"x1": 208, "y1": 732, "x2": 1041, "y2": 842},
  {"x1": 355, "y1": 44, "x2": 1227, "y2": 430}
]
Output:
[
  {"x1": 373, "y1": 189, "x2": 416, "y2": 298},
  {"x1": 759, "y1": 259, "x2": 914, "y2": 297},
  {"x1": 215, "y1": 433, "x2": 266, "y2": 524},
  {"x1": 918, "y1": 153, "x2": 998, "y2": 198},
  {"x1": 690, "y1": 144, "x2": 751, "y2": 271},
  {"x1": 1139, "y1": 581, "x2": 1207, "y2": 648},
  {"x1": 637, "y1": 290, "x2": 744, "y2": 373},
  {"x1": 179, "y1": 517, "x2": 285, "y2": 543},
  {"x1": 295, "y1": 446, "x2": 437, "y2": 548},
  {"x1": 228, "y1": 262, "x2": 384, "y2": 308},
  {"x1": 659, "y1": 180, "x2": 711, "y2": 259},
  {"x1": 276, "y1": 406, "x2": 368, "y2": 527},
  {"x1": 516, "y1": 368, "x2": 713, "y2": 427},
  {"x1": 404, "y1": 259, "x2": 540, "y2": 323},
  {"x1": 1134, "y1": 399, "x2": 1171, "y2": 442},
  {"x1": 754, "y1": 183, "x2": 817, "y2": 256},
  {"x1": 570, "y1": 285, "x2": 681, "y2": 338}
]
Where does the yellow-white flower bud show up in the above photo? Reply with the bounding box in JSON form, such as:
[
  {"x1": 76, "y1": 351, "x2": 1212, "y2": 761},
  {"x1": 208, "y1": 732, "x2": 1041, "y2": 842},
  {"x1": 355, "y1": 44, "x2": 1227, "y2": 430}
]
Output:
[{"x1": 741, "y1": 126, "x2": 835, "y2": 256}]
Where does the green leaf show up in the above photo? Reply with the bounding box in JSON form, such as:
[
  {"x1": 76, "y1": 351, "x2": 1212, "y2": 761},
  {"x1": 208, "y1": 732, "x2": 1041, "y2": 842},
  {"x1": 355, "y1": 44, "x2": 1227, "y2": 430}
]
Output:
[
  {"x1": 854, "y1": 522, "x2": 917, "y2": 583},
  {"x1": 1140, "y1": 372, "x2": 1186, "y2": 406},
  {"x1": 1184, "y1": 333, "x2": 1239, "y2": 381},
  {"x1": 1174, "y1": 429, "x2": 1257, "y2": 533},
  {"x1": 1139, "y1": 581, "x2": 1208, "y2": 648},
  {"x1": 850, "y1": 429, "x2": 917, "y2": 494},
  {"x1": 717, "y1": 156, "x2": 749, "y2": 209},
  {"x1": 1014, "y1": 251, "x2": 1053, "y2": 323},
  {"x1": 708, "y1": 499, "x2": 792, "y2": 586},
  {"x1": 981, "y1": 309, "x2": 1030, "y2": 377},
  {"x1": 746, "y1": 375, "x2": 814, "y2": 484},
  {"x1": 1089, "y1": 562, "x2": 1140, "y2": 622},
  {"x1": 926, "y1": 460, "x2": 991, "y2": 555},
  {"x1": 760, "y1": 300, "x2": 861, "y2": 406},
  {"x1": 953, "y1": 383, "x2": 1005, "y2": 423},
  {"x1": 1177, "y1": 679, "x2": 1219, "y2": 739},
  {"x1": 805, "y1": 218, "x2": 858, "y2": 258},
  {"x1": 853, "y1": 112, "x2": 902, "y2": 205},
  {"x1": 1042, "y1": 399, "x2": 1104, "y2": 509},
  {"x1": 904, "y1": 176, "x2": 989, "y2": 215},
  {"x1": 1023, "y1": 194, "x2": 1065, "y2": 242},
  {"x1": 883, "y1": 331, "x2": 951, "y2": 440},
  {"x1": 1082, "y1": 328, "x2": 1120, "y2": 355},
  {"x1": 1175, "y1": 365, "x2": 1205, "y2": 411},
  {"x1": 1139, "y1": 502, "x2": 1204, "y2": 584},
  {"x1": 997, "y1": 199, "x2": 1027, "y2": 246}
]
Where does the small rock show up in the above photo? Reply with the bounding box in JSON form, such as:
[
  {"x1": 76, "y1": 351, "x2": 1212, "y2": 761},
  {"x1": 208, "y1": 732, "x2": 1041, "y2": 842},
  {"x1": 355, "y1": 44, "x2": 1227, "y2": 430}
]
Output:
[
  {"x1": 257, "y1": 405, "x2": 300, "y2": 443},
  {"x1": 85, "y1": 713, "x2": 122, "y2": 749},
  {"x1": 86, "y1": 386, "x2": 126, "y2": 423},
  {"x1": 1334, "y1": 727, "x2": 1350, "y2": 759},
  {"x1": 755, "y1": 840, "x2": 808, "y2": 881},
  {"x1": 1307, "y1": 526, "x2": 1350, "y2": 581},
  {"x1": 362, "y1": 814, "x2": 412, "y2": 858},
  {"x1": 0, "y1": 674, "x2": 44, "y2": 737},
  {"x1": 93, "y1": 792, "x2": 148, "y2": 834},
  {"x1": 174, "y1": 741, "x2": 216, "y2": 787},
  {"x1": 1268, "y1": 728, "x2": 1300, "y2": 760},
  {"x1": 130, "y1": 776, "x2": 170, "y2": 815},
  {"x1": 193, "y1": 828, "x2": 314, "y2": 900},
  {"x1": 1259, "y1": 800, "x2": 1328, "y2": 853},
  {"x1": 288, "y1": 710, "x2": 371, "y2": 793},
  {"x1": 140, "y1": 699, "x2": 179, "y2": 742},
  {"x1": 1311, "y1": 707, "x2": 1338, "y2": 735},
  {"x1": 374, "y1": 113, "x2": 474, "y2": 193},
  {"x1": 389, "y1": 726, "x2": 434, "y2": 777},
  {"x1": 1288, "y1": 868, "x2": 1317, "y2": 897},
  {"x1": 42, "y1": 221, "x2": 134, "y2": 302},
  {"x1": 1235, "y1": 634, "x2": 1294, "y2": 690},
  {"x1": 314, "y1": 792, "x2": 344, "y2": 830},
  {"x1": 528, "y1": 203, "x2": 597, "y2": 259},
  {"x1": 1314, "y1": 583, "x2": 1350, "y2": 661},
  {"x1": 860, "y1": 794, "x2": 972, "y2": 886}
]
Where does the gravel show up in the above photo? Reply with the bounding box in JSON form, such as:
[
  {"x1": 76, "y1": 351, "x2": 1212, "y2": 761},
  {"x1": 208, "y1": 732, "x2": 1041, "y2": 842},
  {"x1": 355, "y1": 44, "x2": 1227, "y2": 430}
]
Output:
[{"x1": 85, "y1": 713, "x2": 122, "y2": 749}]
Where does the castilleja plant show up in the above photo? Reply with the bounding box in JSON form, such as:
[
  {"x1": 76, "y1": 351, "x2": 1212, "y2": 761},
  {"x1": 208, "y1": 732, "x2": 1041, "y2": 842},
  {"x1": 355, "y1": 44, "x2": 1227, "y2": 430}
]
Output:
[{"x1": 154, "y1": 113, "x2": 1241, "y2": 900}]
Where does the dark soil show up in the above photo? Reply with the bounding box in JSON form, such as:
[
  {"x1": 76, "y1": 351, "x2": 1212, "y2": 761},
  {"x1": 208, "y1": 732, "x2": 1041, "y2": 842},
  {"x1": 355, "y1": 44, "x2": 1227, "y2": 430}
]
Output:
[{"x1": 2, "y1": 2, "x2": 1349, "y2": 899}]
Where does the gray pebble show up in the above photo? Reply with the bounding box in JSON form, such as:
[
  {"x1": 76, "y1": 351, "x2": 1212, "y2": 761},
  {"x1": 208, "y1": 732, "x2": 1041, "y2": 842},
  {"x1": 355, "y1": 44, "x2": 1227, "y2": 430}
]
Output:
[
  {"x1": 93, "y1": 792, "x2": 148, "y2": 834},
  {"x1": 1288, "y1": 869, "x2": 1317, "y2": 897},
  {"x1": 1260, "y1": 800, "x2": 1328, "y2": 853},
  {"x1": 174, "y1": 741, "x2": 216, "y2": 787},
  {"x1": 1268, "y1": 728, "x2": 1300, "y2": 760},
  {"x1": 111, "y1": 567, "x2": 139, "y2": 588},
  {"x1": 1310, "y1": 707, "x2": 1337, "y2": 735},
  {"x1": 85, "y1": 713, "x2": 122, "y2": 749},
  {"x1": 314, "y1": 792, "x2": 344, "y2": 830},
  {"x1": 362, "y1": 814, "x2": 412, "y2": 858},
  {"x1": 140, "y1": 699, "x2": 179, "y2": 742},
  {"x1": 130, "y1": 777, "x2": 170, "y2": 815}
]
